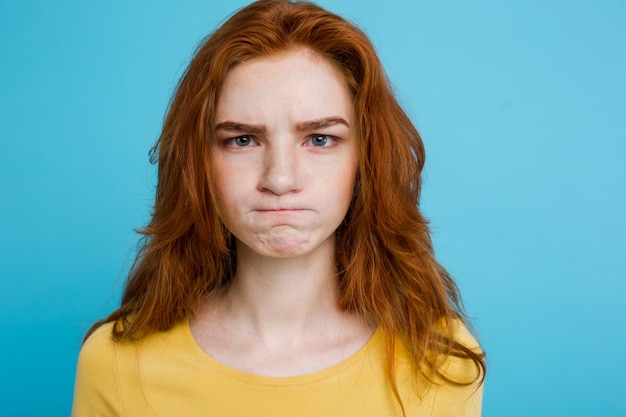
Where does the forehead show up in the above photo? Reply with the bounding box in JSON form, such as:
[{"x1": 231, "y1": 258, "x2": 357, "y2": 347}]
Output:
[{"x1": 215, "y1": 48, "x2": 355, "y2": 125}]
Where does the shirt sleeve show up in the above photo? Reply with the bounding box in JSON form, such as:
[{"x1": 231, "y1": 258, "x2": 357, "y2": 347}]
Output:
[{"x1": 71, "y1": 323, "x2": 123, "y2": 417}]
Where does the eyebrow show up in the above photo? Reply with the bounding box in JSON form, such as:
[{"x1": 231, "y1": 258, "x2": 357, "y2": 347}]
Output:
[
  {"x1": 215, "y1": 117, "x2": 350, "y2": 134},
  {"x1": 214, "y1": 121, "x2": 265, "y2": 134},
  {"x1": 295, "y1": 117, "x2": 350, "y2": 131}
]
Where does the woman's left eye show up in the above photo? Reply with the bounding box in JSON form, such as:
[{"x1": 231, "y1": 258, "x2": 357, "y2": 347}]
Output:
[{"x1": 306, "y1": 134, "x2": 335, "y2": 147}]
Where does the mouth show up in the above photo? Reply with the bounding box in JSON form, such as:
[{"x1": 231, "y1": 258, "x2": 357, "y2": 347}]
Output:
[{"x1": 256, "y1": 208, "x2": 306, "y2": 213}]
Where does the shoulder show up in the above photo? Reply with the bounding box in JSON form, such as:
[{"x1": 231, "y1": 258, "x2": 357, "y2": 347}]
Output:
[
  {"x1": 76, "y1": 322, "x2": 130, "y2": 377},
  {"x1": 76, "y1": 322, "x2": 119, "y2": 376},
  {"x1": 72, "y1": 322, "x2": 122, "y2": 416},
  {"x1": 430, "y1": 319, "x2": 484, "y2": 416},
  {"x1": 72, "y1": 320, "x2": 192, "y2": 416},
  {"x1": 440, "y1": 319, "x2": 483, "y2": 384},
  {"x1": 450, "y1": 318, "x2": 480, "y2": 348},
  {"x1": 79, "y1": 321, "x2": 118, "y2": 358}
]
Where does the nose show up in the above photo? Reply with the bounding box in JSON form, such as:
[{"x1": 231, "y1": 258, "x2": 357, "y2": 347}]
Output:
[{"x1": 257, "y1": 142, "x2": 301, "y2": 195}]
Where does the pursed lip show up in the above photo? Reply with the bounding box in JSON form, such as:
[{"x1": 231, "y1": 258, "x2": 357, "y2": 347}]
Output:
[
  {"x1": 255, "y1": 207, "x2": 306, "y2": 212},
  {"x1": 252, "y1": 205, "x2": 311, "y2": 214}
]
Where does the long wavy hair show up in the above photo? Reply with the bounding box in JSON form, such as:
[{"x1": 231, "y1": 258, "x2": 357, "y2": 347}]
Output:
[{"x1": 88, "y1": 0, "x2": 484, "y2": 399}]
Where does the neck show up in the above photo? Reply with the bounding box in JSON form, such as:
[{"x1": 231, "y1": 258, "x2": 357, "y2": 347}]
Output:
[
  {"x1": 224, "y1": 238, "x2": 341, "y2": 339},
  {"x1": 190, "y1": 237, "x2": 376, "y2": 375}
]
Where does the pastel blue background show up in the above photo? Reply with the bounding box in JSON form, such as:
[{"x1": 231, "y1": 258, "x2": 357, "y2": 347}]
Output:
[{"x1": 1, "y1": 1, "x2": 624, "y2": 416}]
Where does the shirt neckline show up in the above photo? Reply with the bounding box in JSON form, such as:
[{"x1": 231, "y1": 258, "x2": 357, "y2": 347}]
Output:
[{"x1": 179, "y1": 318, "x2": 382, "y2": 387}]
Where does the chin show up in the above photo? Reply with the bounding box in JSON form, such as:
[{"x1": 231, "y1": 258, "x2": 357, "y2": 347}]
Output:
[{"x1": 257, "y1": 239, "x2": 313, "y2": 257}]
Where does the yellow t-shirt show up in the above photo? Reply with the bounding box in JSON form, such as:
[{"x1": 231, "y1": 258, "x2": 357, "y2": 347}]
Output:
[{"x1": 72, "y1": 319, "x2": 482, "y2": 416}]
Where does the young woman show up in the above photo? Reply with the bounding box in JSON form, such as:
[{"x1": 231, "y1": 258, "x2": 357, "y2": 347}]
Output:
[{"x1": 72, "y1": 1, "x2": 486, "y2": 415}]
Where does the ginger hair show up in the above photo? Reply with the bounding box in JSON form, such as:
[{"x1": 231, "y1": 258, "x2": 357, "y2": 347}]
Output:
[{"x1": 87, "y1": 0, "x2": 485, "y2": 400}]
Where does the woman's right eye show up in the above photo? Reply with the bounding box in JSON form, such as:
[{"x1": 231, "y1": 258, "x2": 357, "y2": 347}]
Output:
[{"x1": 226, "y1": 135, "x2": 257, "y2": 147}]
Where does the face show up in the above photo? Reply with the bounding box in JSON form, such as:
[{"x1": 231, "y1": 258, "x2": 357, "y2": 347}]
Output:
[{"x1": 212, "y1": 48, "x2": 358, "y2": 259}]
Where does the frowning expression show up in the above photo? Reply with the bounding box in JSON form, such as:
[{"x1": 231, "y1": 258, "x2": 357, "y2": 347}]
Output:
[{"x1": 212, "y1": 48, "x2": 358, "y2": 259}]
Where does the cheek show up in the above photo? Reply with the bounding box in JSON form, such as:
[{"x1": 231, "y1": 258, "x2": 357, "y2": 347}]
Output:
[
  {"x1": 211, "y1": 159, "x2": 242, "y2": 225},
  {"x1": 212, "y1": 154, "x2": 243, "y2": 196},
  {"x1": 213, "y1": 176, "x2": 245, "y2": 218},
  {"x1": 343, "y1": 159, "x2": 360, "y2": 212},
  {"x1": 340, "y1": 155, "x2": 359, "y2": 198}
]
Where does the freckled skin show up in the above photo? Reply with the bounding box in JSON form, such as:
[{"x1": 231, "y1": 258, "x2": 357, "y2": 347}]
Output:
[{"x1": 212, "y1": 48, "x2": 358, "y2": 259}]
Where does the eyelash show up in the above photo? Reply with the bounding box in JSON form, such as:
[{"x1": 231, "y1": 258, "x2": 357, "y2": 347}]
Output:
[
  {"x1": 224, "y1": 134, "x2": 338, "y2": 148},
  {"x1": 225, "y1": 135, "x2": 258, "y2": 147},
  {"x1": 304, "y1": 134, "x2": 337, "y2": 147}
]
